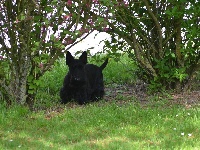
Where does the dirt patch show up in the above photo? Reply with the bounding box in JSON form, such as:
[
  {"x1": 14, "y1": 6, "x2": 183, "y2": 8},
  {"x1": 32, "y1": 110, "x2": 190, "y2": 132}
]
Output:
[
  {"x1": 169, "y1": 91, "x2": 200, "y2": 107},
  {"x1": 104, "y1": 82, "x2": 200, "y2": 107}
]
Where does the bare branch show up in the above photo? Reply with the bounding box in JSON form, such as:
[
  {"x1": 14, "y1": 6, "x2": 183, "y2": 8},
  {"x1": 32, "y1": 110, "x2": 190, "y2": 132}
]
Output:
[{"x1": 143, "y1": 0, "x2": 163, "y2": 57}]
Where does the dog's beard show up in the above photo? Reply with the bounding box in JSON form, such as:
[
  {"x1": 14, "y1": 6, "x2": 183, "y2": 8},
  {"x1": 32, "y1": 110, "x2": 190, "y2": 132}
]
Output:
[{"x1": 69, "y1": 77, "x2": 86, "y2": 87}]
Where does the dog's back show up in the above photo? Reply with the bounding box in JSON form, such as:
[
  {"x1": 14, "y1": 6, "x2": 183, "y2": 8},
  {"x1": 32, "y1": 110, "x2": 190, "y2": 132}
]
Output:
[{"x1": 85, "y1": 58, "x2": 108, "y2": 100}]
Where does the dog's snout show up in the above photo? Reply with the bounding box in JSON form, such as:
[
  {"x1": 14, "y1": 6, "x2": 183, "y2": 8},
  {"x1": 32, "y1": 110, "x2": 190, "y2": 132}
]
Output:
[{"x1": 74, "y1": 77, "x2": 81, "y2": 81}]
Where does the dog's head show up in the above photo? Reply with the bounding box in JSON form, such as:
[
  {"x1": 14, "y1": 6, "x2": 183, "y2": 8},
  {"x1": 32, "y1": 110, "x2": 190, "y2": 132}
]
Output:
[{"x1": 66, "y1": 51, "x2": 88, "y2": 86}]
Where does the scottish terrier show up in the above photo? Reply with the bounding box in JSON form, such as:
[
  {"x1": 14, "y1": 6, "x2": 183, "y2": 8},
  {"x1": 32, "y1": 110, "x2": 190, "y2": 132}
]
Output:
[{"x1": 60, "y1": 51, "x2": 108, "y2": 105}]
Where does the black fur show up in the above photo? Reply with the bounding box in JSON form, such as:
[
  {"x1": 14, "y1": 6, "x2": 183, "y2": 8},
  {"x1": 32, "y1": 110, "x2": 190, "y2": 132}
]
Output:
[{"x1": 60, "y1": 51, "x2": 108, "y2": 105}]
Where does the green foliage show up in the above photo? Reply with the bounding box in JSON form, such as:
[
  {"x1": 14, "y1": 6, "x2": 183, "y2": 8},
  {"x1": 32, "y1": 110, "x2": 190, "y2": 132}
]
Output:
[
  {"x1": 91, "y1": 53, "x2": 137, "y2": 84},
  {"x1": 27, "y1": 75, "x2": 42, "y2": 94},
  {"x1": 34, "y1": 59, "x2": 66, "y2": 108},
  {"x1": 97, "y1": 0, "x2": 200, "y2": 92}
]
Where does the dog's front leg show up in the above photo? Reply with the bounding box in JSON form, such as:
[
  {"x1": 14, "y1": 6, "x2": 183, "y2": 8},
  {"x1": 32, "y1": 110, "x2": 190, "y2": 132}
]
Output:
[
  {"x1": 60, "y1": 87, "x2": 72, "y2": 104},
  {"x1": 75, "y1": 88, "x2": 88, "y2": 105}
]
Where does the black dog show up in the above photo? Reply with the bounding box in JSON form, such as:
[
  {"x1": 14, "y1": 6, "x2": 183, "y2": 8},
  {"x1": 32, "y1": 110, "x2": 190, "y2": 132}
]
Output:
[{"x1": 60, "y1": 51, "x2": 108, "y2": 105}]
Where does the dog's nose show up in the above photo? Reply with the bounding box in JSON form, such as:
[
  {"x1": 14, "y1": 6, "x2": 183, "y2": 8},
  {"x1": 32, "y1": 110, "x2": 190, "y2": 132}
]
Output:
[{"x1": 74, "y1": 77, "x2": 81, "y2": 81}]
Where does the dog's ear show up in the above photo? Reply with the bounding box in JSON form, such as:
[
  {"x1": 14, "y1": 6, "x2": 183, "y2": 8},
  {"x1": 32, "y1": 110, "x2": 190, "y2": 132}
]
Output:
[
  {"x1": 79, "y1": 51, "x2": 87, "y2": 64},
  {"x1": 66, "y1": 51, "x2": 74, "y2": 65}
]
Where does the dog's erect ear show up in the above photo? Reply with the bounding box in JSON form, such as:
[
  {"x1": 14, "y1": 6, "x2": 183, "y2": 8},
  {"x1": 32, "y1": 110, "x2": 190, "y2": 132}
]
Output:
[
  {"x1": 66, "y1": 51, "x2": 74, "y2": 65},
  {"x1": 79, "y1": 51, "x2": 87, "y2": 64}
]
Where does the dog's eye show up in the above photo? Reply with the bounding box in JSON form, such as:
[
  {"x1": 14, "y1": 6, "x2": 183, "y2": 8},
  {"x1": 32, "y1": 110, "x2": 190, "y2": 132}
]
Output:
[
  {"x1": 78, "y1": 65, "x2": 82, "y2": 68},
  {"x1": 74, "y1": 65, "x2": 83, "y2": 69}
]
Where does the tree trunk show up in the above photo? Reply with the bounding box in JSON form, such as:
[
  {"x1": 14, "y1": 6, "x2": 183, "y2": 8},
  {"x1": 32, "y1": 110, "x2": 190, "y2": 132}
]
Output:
[{"x1": 1, "y1": 51, "x2": 31, "y2": 106}]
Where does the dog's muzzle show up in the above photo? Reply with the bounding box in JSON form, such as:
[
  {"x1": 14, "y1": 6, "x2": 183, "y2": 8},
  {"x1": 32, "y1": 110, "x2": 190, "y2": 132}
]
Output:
[{"x1": 69, "y1": 76, "x2": 86, "y2": 87}]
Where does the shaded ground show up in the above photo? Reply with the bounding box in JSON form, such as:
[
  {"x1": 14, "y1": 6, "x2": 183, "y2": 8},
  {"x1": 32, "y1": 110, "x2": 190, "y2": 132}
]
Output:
[
  {"x1": 36, "y1": 81, "x2": 200, "y2": 114},
  {"x1": 104, "y1": 82, "x2": 200, "y2": 108},
  {"x1": 41, "y1": 82, "x2": 200, "y2": 117}
]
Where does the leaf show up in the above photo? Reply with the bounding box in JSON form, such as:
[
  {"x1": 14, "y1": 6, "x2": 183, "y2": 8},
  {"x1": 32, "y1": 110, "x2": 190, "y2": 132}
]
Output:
[
  {"x1": 28, "y1": 75, "x2": 34, "y2": 82},
  {"x1": 171, "y1": 53, "x2": 175, "y2": 58},
  {"x1": 29, "y1": 84, "x2": 37, "y2": 90},
  {"x1": 20, "y1": 15, "x2": 25, "y2": 20},
  {"x1": 31, "y1": 48, "x2": 37, "y2": 51},
  {"x1": 88, "y1": 47, "x2": 95, "y2": 50},
  {"x1": 97, "y1": 17, "x2": 104, "y2": 23},
  {"x1": 35, "y1": 42, "x2": 40, "y2": 47},
  {"x1": 28, "y1": 89, "x2": 34, "y2": 94},
  {"x1": 33, "y1": 80, "x2": 41, "y2": 86}
]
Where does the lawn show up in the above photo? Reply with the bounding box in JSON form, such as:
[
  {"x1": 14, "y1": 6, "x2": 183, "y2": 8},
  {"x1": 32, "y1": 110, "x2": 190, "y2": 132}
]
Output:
[
  {"x1": 0, "y1": 54, "x2": 199, "y2": 149},
  {"x1": 0, "y1": 103, "x2": 199, "y2": 149}
]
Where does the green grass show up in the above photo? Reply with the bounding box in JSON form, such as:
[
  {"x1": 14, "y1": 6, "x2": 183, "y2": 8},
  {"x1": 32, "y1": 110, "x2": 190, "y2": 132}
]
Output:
[
  {"x1": 1, "y1": 54, "x2": 200, "y2": 149},
  {"x1": 0, "y1": 103, "x2": 199, "y2": 149}
]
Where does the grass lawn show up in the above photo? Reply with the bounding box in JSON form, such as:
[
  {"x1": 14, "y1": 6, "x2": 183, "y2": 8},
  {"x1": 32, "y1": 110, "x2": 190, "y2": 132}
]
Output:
[
  {"x1": 0, "y1": 103, "x2": 200, "y2": 149},
  {"x1": 0, "y1": 54, "x2": 199, "y2": 149}
]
